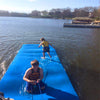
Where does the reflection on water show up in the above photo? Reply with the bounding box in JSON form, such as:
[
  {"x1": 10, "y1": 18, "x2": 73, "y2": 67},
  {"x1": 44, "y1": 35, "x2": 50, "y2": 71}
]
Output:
[{"x1": 0, "y1": 17, "x2": 100, "y2": 100}]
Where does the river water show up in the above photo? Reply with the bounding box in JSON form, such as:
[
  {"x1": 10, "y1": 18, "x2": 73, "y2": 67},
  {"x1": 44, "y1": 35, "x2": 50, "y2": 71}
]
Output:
[{"x1": 0, "y1": 17, "x2": 100, "y2": 100}]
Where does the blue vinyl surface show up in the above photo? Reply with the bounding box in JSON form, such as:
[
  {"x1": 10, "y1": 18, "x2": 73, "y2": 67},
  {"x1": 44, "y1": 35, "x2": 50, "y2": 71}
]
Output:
[{"x1": 0, "y1": 44, "x2": 79, "y2": 100}]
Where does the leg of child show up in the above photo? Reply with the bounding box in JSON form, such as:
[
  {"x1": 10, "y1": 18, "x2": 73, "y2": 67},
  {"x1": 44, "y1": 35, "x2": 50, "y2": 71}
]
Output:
[
  {"x1": 47, "y1": 52, "x2": 51, "y2": 58},
  {"x1": 42, "y1": 52, "x2": 45, "y2": 59}
]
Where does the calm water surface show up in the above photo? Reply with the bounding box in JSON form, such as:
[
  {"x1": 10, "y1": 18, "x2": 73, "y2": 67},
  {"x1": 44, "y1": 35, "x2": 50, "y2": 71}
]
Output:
[{"x1": 0, "y1": 17, "x2": 100, "y2": 100}]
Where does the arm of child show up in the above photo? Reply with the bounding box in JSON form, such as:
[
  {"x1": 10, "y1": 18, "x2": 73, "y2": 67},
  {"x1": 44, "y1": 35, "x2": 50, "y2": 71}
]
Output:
[
  {"x1": 23, "y1": 69, "x2": 36, "y2": 85},
  {"x1": 38, "y1": 42, "x2": 43, "y2": 48}
]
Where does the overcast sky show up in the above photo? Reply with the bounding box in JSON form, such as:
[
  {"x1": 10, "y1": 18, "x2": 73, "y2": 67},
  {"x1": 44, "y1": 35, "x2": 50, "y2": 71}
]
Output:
[{"x1": 0, "y1": 0, "x2": 99, "y2": 13}]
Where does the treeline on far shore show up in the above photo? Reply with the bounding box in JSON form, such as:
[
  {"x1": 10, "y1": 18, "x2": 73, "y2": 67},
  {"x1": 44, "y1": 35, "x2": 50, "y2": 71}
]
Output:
[{"x1": 0, "y1": 7, "x2": 100, "y2": 19}]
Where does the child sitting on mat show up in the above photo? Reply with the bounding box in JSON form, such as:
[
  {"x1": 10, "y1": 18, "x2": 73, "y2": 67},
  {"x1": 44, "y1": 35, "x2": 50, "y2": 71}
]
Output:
[{"x1": 23, "y1": 60, "x2": 45, "y2": 93}]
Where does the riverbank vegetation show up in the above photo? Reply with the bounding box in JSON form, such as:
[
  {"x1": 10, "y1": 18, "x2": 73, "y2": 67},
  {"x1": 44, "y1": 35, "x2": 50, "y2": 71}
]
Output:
[{"x1": 0, "y1": 7, "x2": 100, "y2": 20}]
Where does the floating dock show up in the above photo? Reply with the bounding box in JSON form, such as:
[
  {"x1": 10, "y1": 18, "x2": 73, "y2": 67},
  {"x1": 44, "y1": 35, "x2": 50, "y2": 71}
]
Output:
[
  {"x1": 64, "y1": 23, "x2": 100, "y2": 28},
  {"x1": 0, "y1": 44, "x2": 79, "y2": 100}
]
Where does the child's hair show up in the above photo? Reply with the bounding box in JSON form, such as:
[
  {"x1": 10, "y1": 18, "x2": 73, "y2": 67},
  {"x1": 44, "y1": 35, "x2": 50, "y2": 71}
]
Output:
[
  {"x1": 31, "y1": 60, "x2": 39, "y2": 66},
  {"x1": 40, "y1": 38, "x2": 45, "y2": 41}
]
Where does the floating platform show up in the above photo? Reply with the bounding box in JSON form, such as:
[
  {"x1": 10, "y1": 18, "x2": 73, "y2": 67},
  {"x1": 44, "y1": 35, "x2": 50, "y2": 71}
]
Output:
[
  {"x1": 64, "y1": 23, "x2": 100, "y2": 28},
  {"x1": 0, "y1": 44, "x2": 79, "y2": 100}
]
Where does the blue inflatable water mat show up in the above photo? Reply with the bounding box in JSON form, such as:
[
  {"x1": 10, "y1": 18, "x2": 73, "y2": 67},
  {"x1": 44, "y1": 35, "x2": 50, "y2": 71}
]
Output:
[{"x1": 0, "y1": 44, "x2": 79, "y2": 100}]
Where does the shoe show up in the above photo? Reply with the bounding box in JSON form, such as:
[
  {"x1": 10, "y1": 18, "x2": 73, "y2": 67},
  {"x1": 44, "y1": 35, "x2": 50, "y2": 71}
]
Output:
[{"x1": 41, "y1": 57, "x2": 45, "y2": 59}]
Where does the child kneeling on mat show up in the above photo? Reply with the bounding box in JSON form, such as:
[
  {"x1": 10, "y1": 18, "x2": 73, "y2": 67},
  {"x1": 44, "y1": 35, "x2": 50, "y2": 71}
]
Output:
[{"x1": 23, "y1": 60, "x2": 45, "y2": 93}]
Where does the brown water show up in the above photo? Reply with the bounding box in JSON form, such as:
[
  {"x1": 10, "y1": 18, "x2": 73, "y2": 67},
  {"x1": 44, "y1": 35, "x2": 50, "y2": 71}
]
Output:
[{"x1": 0, "y1": 17, "x2": 100, "y2": 100}]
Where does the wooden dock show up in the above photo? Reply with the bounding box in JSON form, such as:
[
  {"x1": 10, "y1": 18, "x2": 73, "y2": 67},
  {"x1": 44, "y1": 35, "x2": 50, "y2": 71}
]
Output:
[{"x1": 64, "y1": 23, "x2": 100, "y2": 28}]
